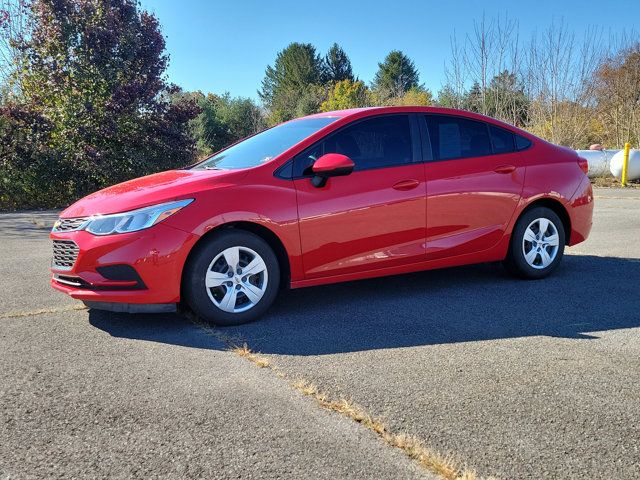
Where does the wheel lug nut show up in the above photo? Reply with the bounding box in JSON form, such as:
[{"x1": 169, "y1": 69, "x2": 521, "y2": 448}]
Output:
[
  {"x1": 235, "y1": 285, "x2": 241, "y2": 290},
  {"x1": 237, "y1": 268, "x2": 242, "y2": 274},
  {"x1": 227, "y1": 271, "x2": 233, "y2": 277}
]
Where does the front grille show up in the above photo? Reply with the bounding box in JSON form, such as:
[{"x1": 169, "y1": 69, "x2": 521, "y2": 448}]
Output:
[
  {"x1": 52, "y1": 240, "x2": 79, "y2": 270},
  {"x1": 53, "y1": 217, "x2": 88, "y2": 232}
]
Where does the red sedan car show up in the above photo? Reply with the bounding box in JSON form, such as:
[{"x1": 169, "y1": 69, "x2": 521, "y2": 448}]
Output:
[{"x1": 50, "y1": 107, "x2": 593, "y2": 325}]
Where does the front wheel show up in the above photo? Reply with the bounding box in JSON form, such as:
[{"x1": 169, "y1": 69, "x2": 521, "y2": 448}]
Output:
[
  {"x1": 184, "y1": 230, "x2": 280, "y2": 326},
  {"x1": 503, "y1": 207, "x2": 566, "y2": 279}
]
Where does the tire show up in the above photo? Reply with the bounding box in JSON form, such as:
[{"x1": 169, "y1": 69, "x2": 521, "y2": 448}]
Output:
[
  {"x1": 183, "y1": 230, "x2": 280, "y2": 326},
  {"x1": 503, "y1": 207, "x2": 566, "y2": 279}
]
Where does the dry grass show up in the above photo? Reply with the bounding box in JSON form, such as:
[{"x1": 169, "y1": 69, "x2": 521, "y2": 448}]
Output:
[
  {"x1": 591, "y1": 176, "x2": 640, "y2": 188},
  {"x1": 187, "y1": 313, "x2": 493, "y2": 480},
  {"x1": 230, "y1": 343, "x2": 270, "y2": 368},
  {"x1": 184, "y1": 312, "x2": 244, "y2": 346},
  {"x1": 291, "y1": 379, "x2": 485, "y2": 480},
  {"x1": 0, "y1": 303, "x2": 86, "y2": 319},
  {"x1": 29, "y1": 216, "x2": 47, "y2": 227},
  {"x1": 185, "y1": 313, "x2": 269, "y2": 368}
]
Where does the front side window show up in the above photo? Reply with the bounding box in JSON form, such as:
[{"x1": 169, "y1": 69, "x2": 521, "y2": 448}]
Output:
[
  {"x1": 292, "y1": 143, "x2": 323, "y2": 177},
  {"x1": 426, "y1": 115, "x2": 492, "y2": 160},
  {"x1": 292, "y1": 115, "x2": 413, "y2": 176},
  {"x1": 193, "y1": 117, "x2": 339, "y2": 171}
]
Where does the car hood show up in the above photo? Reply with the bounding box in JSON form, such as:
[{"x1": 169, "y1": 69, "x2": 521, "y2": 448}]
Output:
[{"x1": 61, "y1": 169, "x2": 247, "y2": 218}]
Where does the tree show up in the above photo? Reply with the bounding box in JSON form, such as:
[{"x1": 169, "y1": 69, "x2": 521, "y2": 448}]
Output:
[
  {"x1": 0, "y1": 0, "x2": 31, "y2": 90},
  {"x1": 189, "y1": 92, "x2": 265, "y2": 157},
  {"x1": 397, "y1": 87, "x2": 433, "y2": 106},
  {"x1": 0, "y1": 0, "x2": 199, "y2": 209},
  {"x1": 463, "y1": 72, "x2": 529, "y2": 126},
  {"x1": 215, "y1": 94, "x2": 265, "y2": 143},
  {"x1": 437, "y1": 85, "x2": 463, "y2": 108},
  {"x1": 0, "y1": 100, "x2": 65, "y2": 209},
  {"x1": 259, "y1": 42, "x2": 325, "y2": 123},
  {"x1": 445, "y1": 15, "x2": 608, "y2": 147},
  {"x1": 463, "y1": 81, "x2": 482, "y2": 112},
  {"x1": 486, "y1": 70, "x2": 529, "y2": 126},
  {"x1": 524, "y1": 21, "x2": 605, "y2": 146},
  {"x1": 592, "y1": 43, "x2": 640, "y2": 148},
  {"x1": 320, "y1": 79, "x2": 370, "y2": 111},
  {"x1": 323, "y1": 43, "x2": 354, "y2": 83},
  {"x1": 371, "y1": 50, "x2": 420, "y2": 100}
]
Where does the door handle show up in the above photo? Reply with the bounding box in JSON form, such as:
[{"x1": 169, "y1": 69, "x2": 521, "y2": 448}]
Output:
[
  {"x1": 392, "y1": 179, "x2": 420, "y2": 191},
  {"x1": 494, "y1": 165, "x2": 516, "y2": 174}
]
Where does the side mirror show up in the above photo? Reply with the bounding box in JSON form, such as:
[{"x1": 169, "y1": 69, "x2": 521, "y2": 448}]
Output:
[{"x1": 311, "y1": 153, "x2": 355, "y2": 188}]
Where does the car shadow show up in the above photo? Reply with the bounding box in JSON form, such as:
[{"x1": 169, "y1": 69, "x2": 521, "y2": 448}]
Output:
[
  {"x1": 89, "y1": 255, "x2": 640, "y2": 355},
  {"x1": 89, "y1": 310, "x2": 224, "y2": 350},
  {"x1": 221, "y1": 254, "x2": 640, "y2": 355}
]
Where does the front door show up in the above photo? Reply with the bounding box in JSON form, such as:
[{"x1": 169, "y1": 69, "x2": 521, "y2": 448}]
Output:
[{"x1": 293, "y1": 115, "x2": 426, "y2": 279}]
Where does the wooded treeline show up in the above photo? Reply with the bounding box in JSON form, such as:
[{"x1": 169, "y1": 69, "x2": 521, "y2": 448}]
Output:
[{"x1": 1, "y1": 1, "x2": 638, "y2": 209}]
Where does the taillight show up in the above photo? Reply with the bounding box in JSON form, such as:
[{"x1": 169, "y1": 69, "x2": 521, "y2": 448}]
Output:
[{"x1": 578, "y1": 157, "x2": 589, "y2": 175}]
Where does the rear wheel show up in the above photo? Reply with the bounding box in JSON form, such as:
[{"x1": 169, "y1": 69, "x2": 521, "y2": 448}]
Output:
[
  {"x1": 503, "y1": 207, "x2": 565, "y2": 279},
  {"x1": 184, "y1": 230, "x2": 280, "y2": 325}
]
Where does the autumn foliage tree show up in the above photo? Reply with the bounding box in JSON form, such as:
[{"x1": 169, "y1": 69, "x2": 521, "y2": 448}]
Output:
[
  {"x1": 0, "y1": 0, "x2": 199, "y2": 209},
  {"x1": 320, "y1": 79, "x2": 370, "y2": 112},
  {"x1": 592, "y1": 43, "x2": 640, "y2": 148}
]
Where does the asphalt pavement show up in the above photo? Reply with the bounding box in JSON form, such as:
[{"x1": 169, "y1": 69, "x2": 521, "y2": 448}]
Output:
[{"x1": 1, "y1": 188, "x2": 639, "y2": 479}]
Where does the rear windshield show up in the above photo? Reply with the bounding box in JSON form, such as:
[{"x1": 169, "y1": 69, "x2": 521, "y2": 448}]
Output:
[{"x1": 192, "y1": 117, "x2": 339, "y2": 170}]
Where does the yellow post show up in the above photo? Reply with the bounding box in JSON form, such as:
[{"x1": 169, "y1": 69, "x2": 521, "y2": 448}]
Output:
[{"x1": 621, "y1": 143, "x2": 631, "y2": 187}]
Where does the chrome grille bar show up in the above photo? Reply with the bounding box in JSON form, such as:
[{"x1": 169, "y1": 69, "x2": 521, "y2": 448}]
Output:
[
  {"x1": 52, "y1": 217, "x2": 89, "y2": 232},
  {"x1": 52, "y1": 240, "x2": 80, "y2": 270}
]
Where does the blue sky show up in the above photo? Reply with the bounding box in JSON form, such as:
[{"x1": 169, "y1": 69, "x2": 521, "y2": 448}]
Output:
[{"x1": 142, "y1": 0, "x2": 639, "y2": 101}]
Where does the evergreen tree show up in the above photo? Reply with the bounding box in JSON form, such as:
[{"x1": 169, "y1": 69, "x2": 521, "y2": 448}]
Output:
[
  {"x1": 323, "y1": 43, "x2": 354, "y2": 83},
  {"x1": 372, "y1": 50, "x2": 420, "y2": 99},
  {"x1": 259, "y1": 42, "x2": 324, "y2": 122}
]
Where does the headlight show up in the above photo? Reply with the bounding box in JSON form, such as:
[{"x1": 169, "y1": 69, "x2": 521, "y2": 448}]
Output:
[{"x1": 84, "y1": 199, "x2": 193, "y2": 235}]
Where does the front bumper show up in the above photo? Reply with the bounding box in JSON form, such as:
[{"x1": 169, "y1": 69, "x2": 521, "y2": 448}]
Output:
[{"x1": 50, "y1": 223, "x2": 199, "y2": 304}]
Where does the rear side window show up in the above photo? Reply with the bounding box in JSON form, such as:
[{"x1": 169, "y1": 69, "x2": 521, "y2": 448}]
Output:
[
  {"x1": 293, "y1": 115, "x2": 413, "y2": 176},
  {"x1": 426, "y1": 115, "x2": 492, "y2": 160},
  {"x1": 489, "y1": 125, "x2": 516, "y2": 154},
  {"x1": 515, "y1": 134, "x2": 532, "y2": 151}
]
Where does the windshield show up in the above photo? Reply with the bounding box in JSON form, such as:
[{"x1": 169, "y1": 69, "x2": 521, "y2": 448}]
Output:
[{"x1": 192, "y1": 117, "x2": 340, "y2": 170}]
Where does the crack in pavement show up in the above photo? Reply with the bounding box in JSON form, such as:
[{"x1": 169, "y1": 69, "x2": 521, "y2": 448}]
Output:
[
  {"x1": 186, "y1": 312, "x2": 493, "y2": 480},
  {"x1": 0, "y1": 303, "x2": 86, "y2": 319}
]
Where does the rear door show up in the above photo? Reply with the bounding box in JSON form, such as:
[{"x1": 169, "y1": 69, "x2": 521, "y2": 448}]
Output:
[
  {"x1": 421, "y1": 114, "x2": 525, "y2": 260},
  {"x1": 293, "y1": 114, "x2": 426, "y2": 279}
]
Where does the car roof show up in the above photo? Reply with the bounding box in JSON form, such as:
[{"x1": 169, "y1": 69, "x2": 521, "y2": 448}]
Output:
[
  {"x1": 303, "y1": 106, "x2": 432, "y2": 119},
  {"x1": 301, "y1": 106, "x2": 534, "y2": 138},
  {"x1": 302, "y1": 105, "x2": 496, "y2": 121}
]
